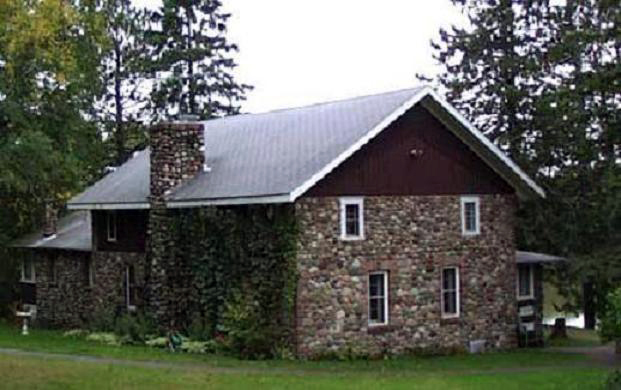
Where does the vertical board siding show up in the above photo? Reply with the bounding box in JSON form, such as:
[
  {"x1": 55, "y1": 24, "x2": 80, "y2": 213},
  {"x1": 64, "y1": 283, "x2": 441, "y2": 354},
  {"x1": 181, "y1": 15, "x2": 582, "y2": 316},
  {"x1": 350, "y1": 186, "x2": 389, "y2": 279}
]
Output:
[{"x1": 306, "y1": 106, "x2": 513, "y2": 197}]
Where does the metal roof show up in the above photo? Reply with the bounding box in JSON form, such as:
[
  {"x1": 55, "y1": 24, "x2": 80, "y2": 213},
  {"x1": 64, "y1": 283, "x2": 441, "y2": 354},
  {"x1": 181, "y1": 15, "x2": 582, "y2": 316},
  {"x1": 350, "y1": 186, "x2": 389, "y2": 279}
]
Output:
[
  {"x1": 516, "y1": 251, "x2": 566, "y2": 264},
  {"x1": 12, "y1": 211, "x2": 92, "y2": 252},
  {"x1": 68, "y1": 86, "x2": 544, "y2": 210}
]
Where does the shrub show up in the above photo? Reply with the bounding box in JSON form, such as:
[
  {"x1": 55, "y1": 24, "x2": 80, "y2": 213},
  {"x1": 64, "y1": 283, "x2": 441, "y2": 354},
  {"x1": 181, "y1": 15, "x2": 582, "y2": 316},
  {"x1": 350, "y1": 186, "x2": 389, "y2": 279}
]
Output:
[
  {"x1": 599, "y1": 288, "x2": 621, "y2": 351},
  {"x1": 186, "y1": 316, "x2": 212, "y2": 341},
  {"x1": 113, "y1": 312, "x2": 155, "y2": 344},
  {"x1": 145, "y1": 336, "x2": 169, "y2": 349},
  {"x1": 605, "y1": 370, "x2": 621, "y2": 390},
  {"x1": 88, "y1": 307, "x2": 115, "y2": 333},
  {"x1": 220, "y1": 290, "x2": 278, "y2": 359},
  {"x1": 86, "y1": 332, "x2": 120, "y2": 346},
  {"x1": 63, "y1": 329, "x2": 87, "y2": 338}
]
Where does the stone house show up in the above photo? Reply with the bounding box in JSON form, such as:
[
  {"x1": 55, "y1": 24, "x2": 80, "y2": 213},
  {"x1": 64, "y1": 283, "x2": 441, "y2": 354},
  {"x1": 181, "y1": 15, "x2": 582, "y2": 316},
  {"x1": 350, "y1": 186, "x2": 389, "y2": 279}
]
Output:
[{"x1": 13, "y1": 87, "x2": 557, "y2": 355}]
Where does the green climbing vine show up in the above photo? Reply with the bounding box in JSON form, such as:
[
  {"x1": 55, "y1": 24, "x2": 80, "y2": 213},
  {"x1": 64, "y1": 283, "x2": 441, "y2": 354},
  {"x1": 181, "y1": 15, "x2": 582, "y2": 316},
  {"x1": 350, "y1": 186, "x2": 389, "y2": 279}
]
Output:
[{"x1": 170, "y1": 205, "x2": 298, "y2": 358}]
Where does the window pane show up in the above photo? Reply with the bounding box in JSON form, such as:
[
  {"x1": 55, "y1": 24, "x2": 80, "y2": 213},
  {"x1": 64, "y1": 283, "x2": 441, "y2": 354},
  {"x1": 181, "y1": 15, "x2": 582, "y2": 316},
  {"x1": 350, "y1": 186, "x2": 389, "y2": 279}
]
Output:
[
  {"x1": 465, "y1": 202, "x2": 477, "y2": 232},
  {"x1": 369, "y1": 273, "x2": 387, "y2": 324},
  {"x1": 443, "y1": 291, "x2": 456, "y2": 314},
  {"x1": 345, "y1": 204, "x2": 359, "y2": 236},
  {"x1": 442, "y1": 268, "x2": 455, "y2": 290},
  {"x1": 369, "y1": 274, "x2": 384, "y2": 297},
  {"x1": 23, "y1": 259, "x2": 32, "y2": 280},
  {"x1": 519, "y1": 267, "x2": 531, "y2": 296}
]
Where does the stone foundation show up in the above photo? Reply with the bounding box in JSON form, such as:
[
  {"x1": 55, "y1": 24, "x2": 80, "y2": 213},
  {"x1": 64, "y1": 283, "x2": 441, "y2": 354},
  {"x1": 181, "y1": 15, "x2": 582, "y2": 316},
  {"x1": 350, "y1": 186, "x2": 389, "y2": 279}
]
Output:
[{"x1": 294, "y1": 194, "x2": 518, "y2": 357}]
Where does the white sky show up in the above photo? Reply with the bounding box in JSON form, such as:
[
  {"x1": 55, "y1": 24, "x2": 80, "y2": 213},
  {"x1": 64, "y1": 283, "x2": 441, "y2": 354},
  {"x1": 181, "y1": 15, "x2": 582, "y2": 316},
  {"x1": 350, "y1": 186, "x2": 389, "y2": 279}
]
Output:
[{"x1": 137, "y1": 0, "x2": 465, "y2": 113}]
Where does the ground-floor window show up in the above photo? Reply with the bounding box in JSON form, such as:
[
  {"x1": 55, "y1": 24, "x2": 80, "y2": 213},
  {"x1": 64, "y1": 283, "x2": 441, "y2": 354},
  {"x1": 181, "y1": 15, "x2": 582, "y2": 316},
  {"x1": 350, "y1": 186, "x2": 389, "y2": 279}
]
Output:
[
  {"x1": 517, "y1": 264, "x2": 534, "y2": 300},
  {"x1": 441, "y1": 267, "x2": 460, "y2": 318},
  {"x1": 125, "y1": 265, "x2": 136, "y2": 310},
  {"x1": 368, "y1": 271, "x2": 388, "y2": 326},
  {"x1": 21, "y1": 258, "x2": 35, "y2": 283}
]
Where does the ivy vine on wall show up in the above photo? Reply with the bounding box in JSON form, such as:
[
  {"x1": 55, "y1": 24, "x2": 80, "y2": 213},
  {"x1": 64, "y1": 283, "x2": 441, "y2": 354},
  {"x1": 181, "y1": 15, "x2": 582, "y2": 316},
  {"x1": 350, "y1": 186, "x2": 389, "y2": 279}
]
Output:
[{"x1": 170, "y1": 204, "x2": 298, "y2": 358}]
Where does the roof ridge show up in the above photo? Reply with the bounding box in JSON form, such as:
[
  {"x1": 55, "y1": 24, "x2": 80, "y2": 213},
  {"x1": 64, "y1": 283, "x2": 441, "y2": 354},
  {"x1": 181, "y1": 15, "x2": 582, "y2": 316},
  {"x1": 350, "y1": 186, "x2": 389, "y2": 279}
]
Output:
[{"x1": 203, "y1": 86, "x2": 427, "y2": 124}]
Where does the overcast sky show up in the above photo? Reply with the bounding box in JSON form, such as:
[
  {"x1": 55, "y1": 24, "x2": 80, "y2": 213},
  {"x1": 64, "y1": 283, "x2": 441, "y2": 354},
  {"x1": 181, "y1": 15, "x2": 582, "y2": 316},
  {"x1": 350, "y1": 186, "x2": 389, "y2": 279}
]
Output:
[{"x1": 137, "y1": 0, "x2": 465, "y2": 113}]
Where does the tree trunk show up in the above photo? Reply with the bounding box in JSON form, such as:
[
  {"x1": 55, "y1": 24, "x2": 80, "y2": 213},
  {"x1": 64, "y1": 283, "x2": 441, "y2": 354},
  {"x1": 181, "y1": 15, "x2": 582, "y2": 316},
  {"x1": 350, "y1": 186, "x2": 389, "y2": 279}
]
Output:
[
  {"x1": 114, "y1": 36, "x2": 125, "y2": 165},
  {"x1": 583, "y1": 282, "x2": 596, "y2": 330}
]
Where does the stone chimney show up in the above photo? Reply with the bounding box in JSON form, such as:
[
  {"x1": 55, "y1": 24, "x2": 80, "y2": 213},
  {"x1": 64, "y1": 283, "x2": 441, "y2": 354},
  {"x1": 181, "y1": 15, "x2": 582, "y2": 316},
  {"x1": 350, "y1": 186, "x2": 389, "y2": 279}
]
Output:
[
  {"x1": 149, "y1": 121, "x2": 205, "y2": 201},
  {"x1": 146, "y1": 119, "x2": 205, "y2": 328},
  {"x1": 42, "y1": 200, "x2": 58, "y2": 238}
]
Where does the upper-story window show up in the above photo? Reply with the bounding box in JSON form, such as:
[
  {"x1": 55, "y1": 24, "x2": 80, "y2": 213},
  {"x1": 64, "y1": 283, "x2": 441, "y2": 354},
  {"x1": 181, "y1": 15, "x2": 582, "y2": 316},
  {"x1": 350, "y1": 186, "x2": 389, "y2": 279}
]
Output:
[
  {"x1": 107, "y1": 211, "x2": 117, "y2": 242},
  {"x1": 517, "y1": 264, "x2": 534, "y2": 300},
  {"x1": 460, "y1": 196, "x2": 480, "y2": 236},
  {"x1": 21, "y1": 258, "x2": 36, "y2": 283},
  {"x1": 340, "y1": 197, "x2": 364, "y2": 240}
]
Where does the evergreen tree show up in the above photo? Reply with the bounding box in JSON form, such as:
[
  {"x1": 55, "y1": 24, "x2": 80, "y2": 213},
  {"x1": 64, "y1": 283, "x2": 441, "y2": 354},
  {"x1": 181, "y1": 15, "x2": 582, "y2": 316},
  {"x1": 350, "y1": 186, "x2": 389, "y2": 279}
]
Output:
[
  {"x1": 418, "y1": 0, "x2": 553, "y2": 169},
  {"x1": 147, "y1": 0, "x2": 251, "y2": 120},
  {"x1": 98, "y1": 0, "x2": 151, "y2": 165},
  {"x1": 424, "y1": 0, "x2": 620, "y2": 319}
]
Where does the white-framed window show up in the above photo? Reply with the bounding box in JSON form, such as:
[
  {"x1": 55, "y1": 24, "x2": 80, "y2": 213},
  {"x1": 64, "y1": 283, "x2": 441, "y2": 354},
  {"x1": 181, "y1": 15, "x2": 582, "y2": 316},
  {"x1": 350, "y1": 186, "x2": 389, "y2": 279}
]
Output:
[
  {"x1": 460, "y1": 196, "x2": 480, "y2": 235},
  {"x1": 340, "y1": 197, "x2": 364, "y2": 240},
  {"x1": 21, "y1": 258, "x2": 36, "y2": 283},
  {"x1": 517, "y1": 264, "x2": 535, "y2": 300},
  {"x1": 125, "y1": 265, "x2": 136, "y2": 311},
  {"x1": 441, "y1": 267, "x2": 460, "y2": 318},
  {"x1": 368, "y1": 271, "x2": 389, "y2": 326},
  {"x1": 107, "y1": 211, "x2": 117, "y2": 242}
]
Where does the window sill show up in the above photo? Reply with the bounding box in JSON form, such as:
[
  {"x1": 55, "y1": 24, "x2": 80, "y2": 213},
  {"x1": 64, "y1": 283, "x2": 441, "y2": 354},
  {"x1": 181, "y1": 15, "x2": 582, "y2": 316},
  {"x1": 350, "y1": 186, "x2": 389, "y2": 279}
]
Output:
[
  {"x1": 440, "y1": 315, "x2": 460, "y2": 325},
  {"x1": 461, "y1": 232, "x2": 480, "y2": 237},
  {"x1": 367, "y1": 324, "x2": 394, "y2": 335},
  {"x1": 517, "y1": 295, "x2": 535, "y2": 301},
  {"x1": 340, "y1": 236, "x2": 365, "y2": 241}
]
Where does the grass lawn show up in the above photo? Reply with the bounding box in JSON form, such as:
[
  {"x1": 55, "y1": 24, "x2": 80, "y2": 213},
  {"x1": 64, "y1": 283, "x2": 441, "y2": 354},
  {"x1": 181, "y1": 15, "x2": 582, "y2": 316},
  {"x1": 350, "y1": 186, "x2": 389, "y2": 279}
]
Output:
[
  {"x1": 545, "y1": 327, "x2": 604, "y2": 348},
  {"x1": 0, "y1": 322, "x2": 612, "y2": 389}
]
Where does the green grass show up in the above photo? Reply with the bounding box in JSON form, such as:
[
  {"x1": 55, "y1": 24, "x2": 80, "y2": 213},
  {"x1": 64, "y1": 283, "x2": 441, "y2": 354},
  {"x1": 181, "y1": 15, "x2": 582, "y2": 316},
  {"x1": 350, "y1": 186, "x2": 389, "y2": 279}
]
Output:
[
  {"x1": 545, "y1": 327, "x2": 604, "y2": 348},
  {"x1": 0, "y1": 322, "x2": 613, "y2": 389},
  {"x1": 0, "y1": 354, "x2": 609, "y2": 390}
]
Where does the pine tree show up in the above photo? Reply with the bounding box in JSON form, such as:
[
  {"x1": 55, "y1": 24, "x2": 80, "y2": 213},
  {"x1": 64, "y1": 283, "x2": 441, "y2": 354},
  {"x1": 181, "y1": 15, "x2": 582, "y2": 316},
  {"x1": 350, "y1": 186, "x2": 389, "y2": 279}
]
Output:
[
  {"x1": 98, "y1": 0, "x2": 151, "y2": 165},
  {"x1": 146, "y1": 0, "x2": 251, "y2": 120},
  {"x1": 418, "y1": 0, "x2": 552, "y2": 169},
  {"x1": 424, "y1": 0, "x2": 620, "y2": 319}
]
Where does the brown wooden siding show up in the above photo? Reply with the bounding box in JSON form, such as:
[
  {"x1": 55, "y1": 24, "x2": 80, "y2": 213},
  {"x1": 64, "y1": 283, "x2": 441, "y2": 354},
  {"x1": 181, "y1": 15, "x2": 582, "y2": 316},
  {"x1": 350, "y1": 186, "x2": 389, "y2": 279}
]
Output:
[
  {"x1": 306, "y1": 106, "x2": 514, "y2": 197},
  {"x1": 93, "y1": 210, "x2": 148, "y2": 252}
]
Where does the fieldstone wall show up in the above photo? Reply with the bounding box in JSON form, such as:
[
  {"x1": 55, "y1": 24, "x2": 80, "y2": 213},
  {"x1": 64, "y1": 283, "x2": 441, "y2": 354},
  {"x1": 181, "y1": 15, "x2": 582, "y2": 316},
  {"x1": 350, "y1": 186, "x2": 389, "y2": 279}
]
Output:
[
  {"x1": 34, "y1": 250, "x2": 92, "y2": 328},
  {"x1": 34, "y1": 250, "x2": 147, "y2": 328},
  {"x1": 295, "y1": 194, "x2": 518, "y2": 357},
  {"x1": 91, "y1": 251, "x2": 147, "y2": 317}
]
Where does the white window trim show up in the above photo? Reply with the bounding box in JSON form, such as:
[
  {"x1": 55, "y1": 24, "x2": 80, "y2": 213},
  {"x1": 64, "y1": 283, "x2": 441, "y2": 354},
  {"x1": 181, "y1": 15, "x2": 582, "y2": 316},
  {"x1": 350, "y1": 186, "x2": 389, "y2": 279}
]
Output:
[
  {"x1": 20, "y1": 259, "x2": 36, "y2": 284},
  {"x1": 517, "y1": 264, "x2": 535, "y2": 301},
  {"x1": 339, "y1": 197, "x2": 365, "y2": 240},
  {"x1": 441, "y1": 266, "x2": 460, "y2": 319},
  {"x1": 126, "y1": 265, "x2": 136, "y2": 311},
  {"x1": 460, "y1": 196, "x2": 480, "y2": 236},
  {"x1": 107, "y1": 211, "x2": 117, "y2": 242},
  {"x1": 368, "y1": 271, "x2": 389, "y2": 326}
]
